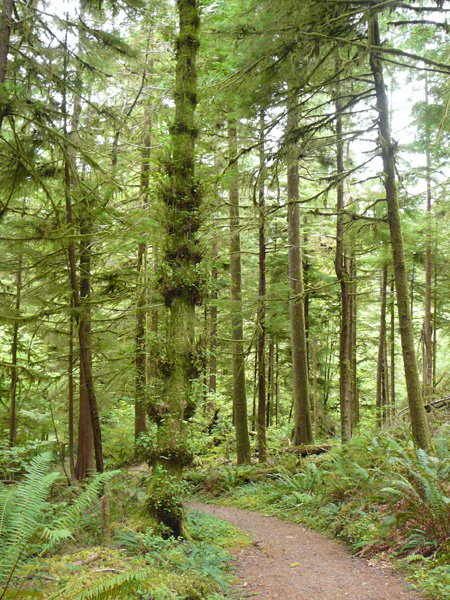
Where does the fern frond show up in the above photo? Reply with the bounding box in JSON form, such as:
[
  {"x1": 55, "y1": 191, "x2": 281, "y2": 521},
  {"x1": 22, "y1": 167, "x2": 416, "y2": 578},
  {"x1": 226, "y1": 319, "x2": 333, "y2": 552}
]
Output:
[
  {"x1": 44, "y1": 471, "x2": 118, "y2": 546},
  {"x1": 47, "y1": 568, "x2": 153, "y2": 600},
  {"x1": 0, "y1": 453, "x2": 58, "y2": 595}
]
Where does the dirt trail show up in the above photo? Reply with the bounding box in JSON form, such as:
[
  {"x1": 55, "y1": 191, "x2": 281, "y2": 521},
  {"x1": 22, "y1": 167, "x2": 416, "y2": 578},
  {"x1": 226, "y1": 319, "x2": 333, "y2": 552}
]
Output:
[{"x1": 189, "y1": 502, "x2": 426, "y2": 600}]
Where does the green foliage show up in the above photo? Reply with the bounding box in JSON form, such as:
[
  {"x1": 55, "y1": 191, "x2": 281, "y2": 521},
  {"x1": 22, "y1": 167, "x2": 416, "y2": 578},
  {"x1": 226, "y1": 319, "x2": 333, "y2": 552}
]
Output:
[
  {"x1": 102, "y1": 402, "x2": 136, "y2": 468},
  {"x1": 0, "y1": 440, "x2": 56, "y2": 480},
  {"x1": 0, "y1": 453, "x2": 116, "y2": 598},
  {"x1": 381, "y1": 440, "x2": 450, "y2": 555}
]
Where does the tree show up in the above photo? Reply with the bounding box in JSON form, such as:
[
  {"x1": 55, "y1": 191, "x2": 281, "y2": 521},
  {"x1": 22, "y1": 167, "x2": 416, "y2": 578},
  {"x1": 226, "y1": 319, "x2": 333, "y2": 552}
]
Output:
[
  {"x1": 286, "y1": 99, "x2": 314, "y2": 446},
  {"x1": 147, "y1": 0, "x2": 201, "y2": 536},
  {"x1": 227, "y1": 119, "x2": 251, "y2": 465},
  {"x1": 368, "y1": 11, "x2": 430, "y2": 449}
]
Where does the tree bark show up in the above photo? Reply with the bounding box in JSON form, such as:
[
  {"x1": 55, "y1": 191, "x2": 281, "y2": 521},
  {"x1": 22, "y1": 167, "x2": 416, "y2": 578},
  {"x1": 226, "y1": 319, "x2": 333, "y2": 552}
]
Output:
[
  {"x1": 390, "y1": 275, "x2": 396, "y2": 421},
  {"x1": 369, "y1": 13, "x2": 430, "y2": 449},
  {"x1": 68, "y1": 307, "x2": 75, "y2": 480},
  {"x1": 286, "y1": 106, "x2": 314, "y2": 446},
  {"x1": 63, "y1": 44, "x2": 103, "y2": 475},
  {"x1": 334, "y1": 65, "x2": 352, "y2": 443},
  {"x1": 75, "y1": 197, "x2": 96, "y2": 480},
  {"x1": 423, "y1": 74, "x2": 433, "y2": 403},
  {"x1": 228, "y1": 120, "x2": 251, "y2": 465},
  {"x1": 0, "y1": 0, "x2": 14, "y2": 133},
  {"x1": 257, "y1": 112, "x2": 267, "y2": 462},
  {"x1": 376, "y1": 266, "x2": 389, "y2": 427},
  {"x1": 350, "y1": 255, "x2": 359, "y2": 429},
  {"x1": 209, "y1": 233, "x2": 218, "y2": 394},
  {"x1": 9, "y1": 257, "x2": 21, "y2": 447},
  {"x1": 135, "y1": 101, "x2": 152, "y2": 445},
  {"x1": 313, "y1": 334, "x2": 318, "y2": 440}
]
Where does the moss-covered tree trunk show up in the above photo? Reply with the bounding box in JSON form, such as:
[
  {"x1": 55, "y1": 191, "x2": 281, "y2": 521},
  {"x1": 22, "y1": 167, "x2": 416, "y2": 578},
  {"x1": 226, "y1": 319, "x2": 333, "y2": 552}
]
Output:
[
  {"x1": 147, "y1": 0, "x2": 201, "y2": 536},
  {"x1": 227, "y1": 120, "x2": 251, "y2": 465},
  {"x1": 286, "y1": 106, "x2": 313, "y2": 446},
  {"x1": 369, "y1": 13, "x2": 430, "y2": 449}
]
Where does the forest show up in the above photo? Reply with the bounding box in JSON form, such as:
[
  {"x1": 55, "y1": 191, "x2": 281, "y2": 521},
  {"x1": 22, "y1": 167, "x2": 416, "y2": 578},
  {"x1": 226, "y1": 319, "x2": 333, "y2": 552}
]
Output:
[{"x1": 2, "y1": 0, "x2": 450, "y2": 598}]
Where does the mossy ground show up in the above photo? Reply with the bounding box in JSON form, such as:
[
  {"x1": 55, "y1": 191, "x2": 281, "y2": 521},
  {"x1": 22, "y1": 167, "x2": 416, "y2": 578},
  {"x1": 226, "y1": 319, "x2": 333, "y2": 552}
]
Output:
[{"x1": 9, "y1": 465, "x2": 249, "y2": 600}]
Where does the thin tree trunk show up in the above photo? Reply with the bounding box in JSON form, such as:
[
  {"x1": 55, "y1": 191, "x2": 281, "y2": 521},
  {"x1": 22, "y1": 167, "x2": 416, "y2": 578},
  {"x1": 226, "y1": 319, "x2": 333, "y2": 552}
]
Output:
[
  {"x1": 75, "y1": 199, "x2": 96, "y2": 480},
  {"x1": 68, "y1": 307, "x2": 75, "y2": 480},
  {"x1": 228, "y1": 120, "x2": 251, "y2": 465},
  {"x1": 252, "y1": 344, "x2": 257, "y2": 433},
  {"x1": 334, "y1": 63, "x2": 352, "y2": 442},
  {"x1": 0, "y1": 0, "x2": 14, "y2": 133},
  {"x1": 351, "y1": 255, "x2": 359, "y2": 429},
  {"x1": 135, "y1": 102, "x2": 152, "y2": 444},
  {"x1": 209, "y1": 233, "x2": 218, "y2": 394},
  {"x1": 433, "y1": 269, "x2": 437, "y2": 389},
  {"x1": 423, "y1": 74, "x2": 433, "y2": 403},
  {"x1": 369, "y1": 13, "x2": 430, "y2": 449},
  {"x1": 9, "y1": 257, "x2": 21, "y2": 447},
  {"x1": 390, "y1": 275, "x2": 396, "y2": 420},
  {"x1": 257, "y1": 112, "x2": 267, "y2": 462},
  {"x1": 376, "y1": 266, "x2": 388, "y2": 428},
  {"x1": 275, "y1": 342, "x2": 280, "y2": 426},
  {"x1": 267, "y1": 332, "x2": 275, "y2": 427},
  {"x1": 313, "y1": 334, "x2": 318, "y2": 440},
  {"x1": 286, "y1": 105, "x2": 313, "y2": 446},
  {"x1": 63, "y1": 46, "x2": 103, "y2": 475}
]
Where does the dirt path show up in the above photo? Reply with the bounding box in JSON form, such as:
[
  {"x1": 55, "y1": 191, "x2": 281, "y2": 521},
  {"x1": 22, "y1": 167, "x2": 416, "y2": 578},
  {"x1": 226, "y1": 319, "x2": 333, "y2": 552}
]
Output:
[{"x1": 188, "y1": 502, "x2": 426, "y2": 600}]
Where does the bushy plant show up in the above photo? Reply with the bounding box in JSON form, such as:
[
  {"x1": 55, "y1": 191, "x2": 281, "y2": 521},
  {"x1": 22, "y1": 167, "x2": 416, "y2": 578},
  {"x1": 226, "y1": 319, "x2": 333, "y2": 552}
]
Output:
[
  {"x1": 0, "y1": 453, "x2": 116, "y2": 598},
  {"x1": 382, "y1": 440, "x2": 450, "y2": 556}
]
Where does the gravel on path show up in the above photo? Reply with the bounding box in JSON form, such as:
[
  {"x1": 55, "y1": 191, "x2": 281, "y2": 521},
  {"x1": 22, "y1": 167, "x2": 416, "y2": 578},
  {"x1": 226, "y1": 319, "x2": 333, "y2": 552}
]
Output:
[{"x1": 188, "y1": 501, "x2": 427, "y2": 600}]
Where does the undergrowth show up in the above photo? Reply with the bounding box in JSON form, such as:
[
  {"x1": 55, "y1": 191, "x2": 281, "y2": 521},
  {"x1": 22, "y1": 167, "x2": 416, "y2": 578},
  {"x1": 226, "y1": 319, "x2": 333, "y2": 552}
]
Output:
[
  {"x1": 190, "y1": 429, "x2": 450, "y2": 599},
  {"x1": 0, "y1": 455, "x2": 245, "y2": 600}
]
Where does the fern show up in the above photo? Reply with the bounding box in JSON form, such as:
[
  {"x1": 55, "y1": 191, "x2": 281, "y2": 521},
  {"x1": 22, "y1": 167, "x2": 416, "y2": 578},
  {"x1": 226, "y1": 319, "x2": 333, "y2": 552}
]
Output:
[
  {"x1": 0, "y1": 454, "x2": 117, "y2": 599},
  {"x1": 0, "y1": 452, "x2": 59, "y2": 597},
  {"x1": 43, "y1": 471, "x2": 116, "y2": 545},
  {"x1": 46, "y1": 568, "x2": 154, "y2": 600}
]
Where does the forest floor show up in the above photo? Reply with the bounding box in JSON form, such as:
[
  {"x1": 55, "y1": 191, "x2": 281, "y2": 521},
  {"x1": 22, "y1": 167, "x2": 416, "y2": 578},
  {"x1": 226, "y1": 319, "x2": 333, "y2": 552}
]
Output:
[{"x1": 189, "y1": 501, "x2": 427, "y2": 600}]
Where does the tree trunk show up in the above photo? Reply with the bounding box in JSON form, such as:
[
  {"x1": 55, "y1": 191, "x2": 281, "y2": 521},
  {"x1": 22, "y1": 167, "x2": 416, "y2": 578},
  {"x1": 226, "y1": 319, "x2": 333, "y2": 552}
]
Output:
[
  {"x1": 209, "y1": 233, "x2": 218, "y2": 394},
  {"x1": 0, "y1": 0, "x2": 14, "y2": 133},
  {"x1": 75, "y1": 199, "x2": 96, "y2": 480},
  {"x1": 9, "y1": 257, "x2": 21, "y2": 447},
  {"x1": 147, "y1": 0, "x2": 201, "y2": 536},
  {"x1": 63, "y1": 45, "x2": 103, "y2": 475},
  {"x1": 433, "y1": 269, "x2": 437, "y2": 389},
  {"x1": 369, "y1": 13, "x2": 430, "y2": 449},
  {"x1": 350, "y1": 255, "x2": 359, "y2": 429},
  {"x1": 376, "y1": 266, "x2": 388, "y2": 428},
  {"x1": 313, "y1": 334, "x2": 318, "y2": 440},
  {"x1": 423, "y1": 75, "x2": 433, "y2": 403},
  {"x1": 135, "y1": 103, "x2": 152, "y2": 445},
  {"x1": 257, "y1": 113, "x2": 267, "y2": 462},
  {"x1": 390, "y1": 275, "x2": 396, "y2": 421},
  {"x1": 228, "y1": 120, "x2": 251, "y2": 465},
  {"x1": 334, "y1": 63, "x2": 352, "y2": 443},
  {"x1": 286, "y1": 106, "x2": 314, "y2": 446},
  {"x1": 275, "y1": 342, "x2": 280, "y2": 426},
  {"x1": 68, "y1": 307, "x2": 75, "y2": 480}
]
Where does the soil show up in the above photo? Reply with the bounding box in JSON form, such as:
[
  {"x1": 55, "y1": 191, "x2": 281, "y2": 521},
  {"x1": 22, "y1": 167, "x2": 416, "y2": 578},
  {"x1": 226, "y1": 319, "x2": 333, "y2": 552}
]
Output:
[{"x1": 188, "y1": 502, "x2": 426, "y2": 600}]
